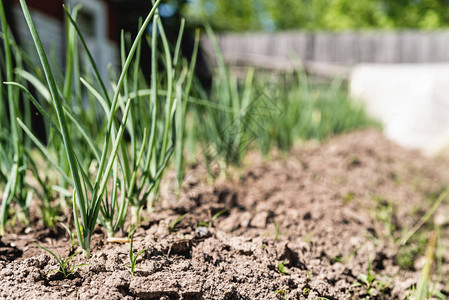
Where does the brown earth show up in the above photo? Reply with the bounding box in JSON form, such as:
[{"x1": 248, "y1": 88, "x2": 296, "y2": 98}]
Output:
[{"x1": 1, "y1": 129, "x2": 449, "y2": 299}]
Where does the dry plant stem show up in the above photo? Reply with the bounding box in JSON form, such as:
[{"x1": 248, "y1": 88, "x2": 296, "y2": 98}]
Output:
[
  {"x1": 414, "y1": 231, "x2": 437, "y2": 299},
  {"x1": 107, "y1": 237, "x2": 130, "y2": 244},
  {"x1": 399, "y1": 190, "x2": 448, "y2": 247}
]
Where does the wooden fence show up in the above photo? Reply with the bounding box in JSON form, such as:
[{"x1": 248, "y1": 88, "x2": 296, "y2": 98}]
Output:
[{"x1": 201, "y1": 31, "x2": 449, "y2": 77}]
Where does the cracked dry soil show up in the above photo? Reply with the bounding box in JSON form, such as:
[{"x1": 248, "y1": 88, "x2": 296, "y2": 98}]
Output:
[{"x1": 1, "y1": 130, "x2": 449, "y2": 299}]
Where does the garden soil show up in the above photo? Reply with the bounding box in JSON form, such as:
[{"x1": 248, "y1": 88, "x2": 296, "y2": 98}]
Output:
[{"x1": 1, "y1": 129, "x2": 449, "y2": 299}]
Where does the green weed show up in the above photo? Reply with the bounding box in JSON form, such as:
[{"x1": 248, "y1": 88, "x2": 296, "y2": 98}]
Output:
[
  {"x1": 198, "y1": 209, "x2": 227, "y2": 228},
  {"x1": 169, "y1": 213, "x2": 189, "y2": 234},
  {"x1": 277, "y1": 262, "x2": 289, "y2": 275},
  {"x1": 128, "y1": 229, "x2": 146, "y2": 276},
  {"x1": 352, "y1": 254, "x2": 391, "y2": 298},
  {"x1": 274, "y1": 289, "x2": 288, "y2": 299},
  {"x1": 34, "y1": 243, "x2": 86, "y2": 278}
]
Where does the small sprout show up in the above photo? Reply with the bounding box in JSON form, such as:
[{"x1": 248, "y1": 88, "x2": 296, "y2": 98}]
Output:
[
  {"x1": 198, "y1": 209, "x2": 227, "y2": 228},
  {"x1": 306, "y1": 271, "x2": 312, "y2": 279},
  {"x1": 353, "y1": 254, "x2": 375, "y2": 289},
  {"x1": 358, "y1": 273, "x2": 376, "y2": 286},
  {"x1": 274, "y1": 289, "x2": 288, "y2": 299},
  {"x1": 211, "y1": 209, "x2": 227, "y2": 223},
  {"x1": 269, "y1": 217, "x2": 281, "y2": 241},
  {"x1": 197, "y1": 220, "x2": 209, "y2": 227},
  {"x1": 353, "y1": 254, "x2": 391, "y2": 296},
  {"x1": 353, "y1": 273, "x2": 388, "y2": 296},
  {"x1": 128, "y1": 228, "x2": 146, "y2": 276},
  {"x1": 61, "y1": 223, "x2": 78, "y2": 255},
  {"x1": 274, "y1": 220, "x2": 281, "y2": 241},
  {"x1": 34, "y1": 243, "x2": 86, "y2": 278},
  {"x1": 169, "y1": 213, "x2": 188, "y2": 233},
  {"x1": 343, "y1": 192, "x2": 354, "y2": 204},
  {"x1": 277, "y1": 262, "x2": 289, "y2": 275}
]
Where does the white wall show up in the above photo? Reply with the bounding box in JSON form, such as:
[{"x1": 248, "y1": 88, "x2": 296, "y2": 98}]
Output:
[{"x1": 350, "y1": 64, "x2": 449, "y2": 156}]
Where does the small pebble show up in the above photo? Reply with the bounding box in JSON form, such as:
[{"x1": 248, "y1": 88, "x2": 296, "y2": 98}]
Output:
[{"x1": 195, "y1": 226, "x2": 210, "y2": 238}]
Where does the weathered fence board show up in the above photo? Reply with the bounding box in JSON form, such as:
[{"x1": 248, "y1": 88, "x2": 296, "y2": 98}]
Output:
[{"x1": 202, "y1": 31, "x2": 449, "y2": 75}]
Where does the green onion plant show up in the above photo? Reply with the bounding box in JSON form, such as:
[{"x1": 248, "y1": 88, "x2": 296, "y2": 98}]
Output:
[
  {"x1": 0, "y1": 0, "x2": 381, "y2": 265},
  {"x1": 12, "y1": 0, "x2": 198, "y2": 255},
  {"x1": 255, "y1": 71, "x2": 379, "y2": 155},
  {"x1": 16, "y1": 0, "x2": 162, "y2": 258},
  {"x1": 192, "y1": 24, "x2": 259, "y2": 178},
  {"x1": 110, "y1": 14, "x2": 199, "y2": 224},
  {"x1": 0, "y1": 0, "x2": 33, "y2": 235}
]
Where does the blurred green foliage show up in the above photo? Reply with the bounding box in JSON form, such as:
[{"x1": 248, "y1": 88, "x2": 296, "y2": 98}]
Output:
[
  {"x1": 185, "y1": 0, "x2": 262, "y2": 31},
  {"x1": 185, "y1": 0, "x2": 449, "y2": 31}
]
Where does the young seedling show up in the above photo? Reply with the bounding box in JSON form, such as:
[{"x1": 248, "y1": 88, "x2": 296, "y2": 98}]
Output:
[
  {"x1": 210, "y1": 209, "x2": 227, "y2": 225},
  {"x1": 128, "y1": 229, "x2": 146, "y2": 276},
  {"x1": 273, "y1": 219, "x2": 281, "y2": 241},
  {"x1": 34, "y1": 243, "x2": 86, "y2": 278},
  {"x1": 198, "y1": 209, "x2": 227, "y2": 228},
  {"x1": 61, "y1": 223, "x2": 78, "y2": 255},
  {"x1": 352, "y1": 254, "x2": 391, "y2": 297},
  {"x1": 274, "y1": 289, "x2": 288, "y2": 300},
  {"x1": 169, "y1": 213, "x2": 188, "y2": 234},
  {"x1": 400, "y1": 190, "x2": 448, "y2": 247},
  {"x1": 277, "y1": 262, "x2": 289, "y2": 275}
]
